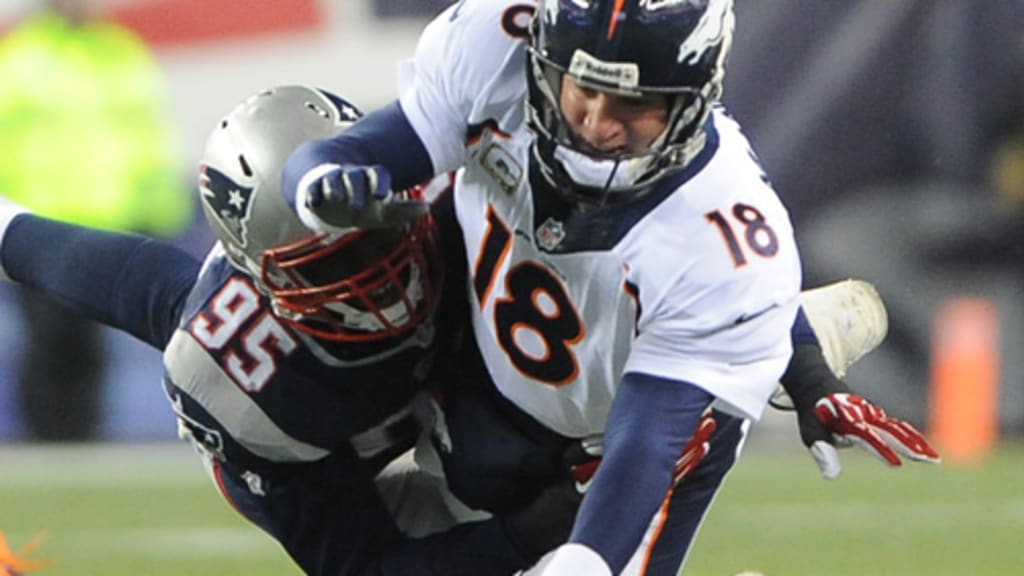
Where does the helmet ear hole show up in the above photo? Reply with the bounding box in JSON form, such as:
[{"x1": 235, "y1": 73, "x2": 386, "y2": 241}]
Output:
[
  {"x1": 237, "y1": 155, "x2": 253, "y2": 177},
  {"x1": 305, "y1": 101, "x2": 330, "y2": 119}
]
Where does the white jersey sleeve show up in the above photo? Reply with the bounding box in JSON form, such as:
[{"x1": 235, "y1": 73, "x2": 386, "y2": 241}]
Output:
[
  {"x1": 398, "y1": 0, "x2": 532, "y2": 174},
  {"x1": 622, "y1": 109, "x2": 801, "y2": 419},
  {"x1": 626, "y1": 276, "x2": 798, "y2": 420}
]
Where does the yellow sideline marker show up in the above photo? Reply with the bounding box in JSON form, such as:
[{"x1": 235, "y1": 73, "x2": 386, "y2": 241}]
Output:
[{"x1": 928, "y1": 298, "x2": 999, "y2": 463}]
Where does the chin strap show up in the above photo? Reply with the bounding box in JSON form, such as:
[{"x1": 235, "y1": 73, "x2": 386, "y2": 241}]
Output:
[{"x1": 596, "y1": 160, "x2": 623, "y2": 207}]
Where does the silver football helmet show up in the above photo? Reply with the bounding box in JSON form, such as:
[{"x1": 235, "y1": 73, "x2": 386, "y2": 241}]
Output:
[{"x1": 198, "y1": 85, "x2": 441, "y2": 343}]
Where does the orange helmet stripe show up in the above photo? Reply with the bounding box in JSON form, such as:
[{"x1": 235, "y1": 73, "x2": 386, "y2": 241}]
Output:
[{"x1": 608, "y1": 0, "x2": 626, "y2": 39}]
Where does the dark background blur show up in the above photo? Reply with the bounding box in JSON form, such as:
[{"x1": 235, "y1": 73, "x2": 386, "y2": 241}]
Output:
[
  {"x1": 0, "y1": 0, "x2": 1021, "y2": 441},
  {"x1": 726, "y1": 0, "x2": 1024, "y2": 432}
]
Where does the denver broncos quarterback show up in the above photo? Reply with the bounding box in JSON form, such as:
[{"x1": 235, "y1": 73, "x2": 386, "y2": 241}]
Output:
[{"x1": 281, "y1": 1, "x2": 940, "y2": 575}]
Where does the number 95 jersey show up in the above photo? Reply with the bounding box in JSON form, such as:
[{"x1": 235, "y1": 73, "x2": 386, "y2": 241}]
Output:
[{"x1": 161, "y1": 247, "x2": 431, "y2": 470}]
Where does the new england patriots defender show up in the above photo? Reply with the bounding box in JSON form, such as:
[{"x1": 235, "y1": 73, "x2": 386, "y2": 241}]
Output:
[
  {"x1": 282, "y1": 1, "x2": 940, "y2": 575},
  {"x1": 0, "y1": 85, "x2": 622, "y2": 576}
]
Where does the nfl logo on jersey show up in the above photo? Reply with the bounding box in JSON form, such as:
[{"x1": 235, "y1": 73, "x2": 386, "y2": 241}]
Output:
[{"x1": 536, "y1": 217, "x2": 566, "y2": 251}]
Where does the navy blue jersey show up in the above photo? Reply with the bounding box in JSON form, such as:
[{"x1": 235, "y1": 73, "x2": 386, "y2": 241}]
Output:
[
  {"x1": 0, "y1": 211, "x2": 547, "y2": 576},
  {"x1": 164, "y1": 250, "x2": 434, "y2": 475}
]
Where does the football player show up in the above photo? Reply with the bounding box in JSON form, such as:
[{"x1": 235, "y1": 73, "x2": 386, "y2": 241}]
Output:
[
  {"x1": 0, "y1": 85, "x2": 626, "y2": 576},
  {"x1": 0, "y1": 82, "x2": 931, "y2": 574},
  {"x1": 281, "y1": 1, "x2": 940, "y2": 575}
]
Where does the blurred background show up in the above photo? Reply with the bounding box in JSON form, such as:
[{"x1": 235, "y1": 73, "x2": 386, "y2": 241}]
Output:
[
  {"x1": 0, "y1": 0, "x2": 1022, "y2": 574},
  {"x1": 1, "y1": 0, "x2": 1021, "y2": 445}
]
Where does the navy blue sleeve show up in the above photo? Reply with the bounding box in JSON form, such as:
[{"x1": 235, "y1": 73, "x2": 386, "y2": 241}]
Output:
[
  {"x1": 1, "y1": 214, "x2": 200, "y2": 349},
  {"x1": 790, "y1": 306, "x2": 818, "y2": 346},
  {"x1": 282, "y1": 100, "x2": 436, "y2": 211},
  {"x1": 570, "y1": 372, "x2": 712, "y2": 573}
]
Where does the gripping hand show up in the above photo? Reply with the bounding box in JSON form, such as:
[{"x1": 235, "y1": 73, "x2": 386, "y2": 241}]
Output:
[
  {"x1": 783, "y1": 343, "x2": 941, "y2": 479},
  {"x1": 571, "y1": 407, "x2": 716, "y2": 493},
  {"x1": 513, "y1": 411, "x2": 716, "y2": 576},
  {"x1": 674, "y1": 407, "x2": 717, "y2": 483},
  {"x1": 506, "y1": 439, "x2": 601, "y2": 558},
  {"x1": 295, "y1": 163, "x2": 428, "y2": 231},
  {"x1": 809, "y1": 393, "x2": 941, "y2": 479},
  {"x1": 508, "y1": 410, "x2": 715, "y2": 559}
]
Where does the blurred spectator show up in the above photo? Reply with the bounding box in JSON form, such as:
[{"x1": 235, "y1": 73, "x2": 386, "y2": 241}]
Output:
[{"x1": 0, "y1": 0, "x2": 191, "y2": 441}]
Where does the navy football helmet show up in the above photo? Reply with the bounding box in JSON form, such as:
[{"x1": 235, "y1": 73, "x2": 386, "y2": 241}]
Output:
[
  {"x1": 198, "y1": 86, "x2": 441, "y2": 343},
  {"x1": 526, "y1": 0, "x2": 735, "y2": 203}
]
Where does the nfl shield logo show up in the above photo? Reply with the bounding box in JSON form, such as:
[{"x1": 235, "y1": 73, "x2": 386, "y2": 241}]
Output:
[{"x1": 536, "y1": 217, "x2": 566, "y2": 251}]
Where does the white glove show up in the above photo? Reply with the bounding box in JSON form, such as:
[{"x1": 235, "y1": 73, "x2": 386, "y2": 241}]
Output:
[{"x1": 517, "y1": 543, "x2": 611, "y2": 576}]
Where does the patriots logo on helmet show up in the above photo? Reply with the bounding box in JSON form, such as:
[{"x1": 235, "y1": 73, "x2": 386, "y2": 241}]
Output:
[
  {"x1": 318, "y1": 91, "x2": 363, "y2": 124},
  {"x1": 199, "y1": 164, "x2": 255, "y2": 247}
]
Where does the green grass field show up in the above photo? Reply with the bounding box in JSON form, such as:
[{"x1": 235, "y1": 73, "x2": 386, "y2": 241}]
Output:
[{"x1": 2, "y1": 439, "x2": 1021, "y2": 576}]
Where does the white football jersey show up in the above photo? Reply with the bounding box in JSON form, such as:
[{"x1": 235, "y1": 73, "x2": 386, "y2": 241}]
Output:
[{"x1": 399, "y1": 0, "x2": 801, "y2": 438}]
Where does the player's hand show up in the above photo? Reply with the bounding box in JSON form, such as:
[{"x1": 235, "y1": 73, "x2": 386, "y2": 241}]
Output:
[
  {"x1": 507, "y1": 410, "x2": 715, "y2": 559},
  {"x1": 677, "y1": 408, "x2": 717, "y2": 481},
  {"x1": 572, "y1": 407, "x2": 716, "y2": 492},
  {"x1": 805, "y1": 392, "x2": 941, "y2": 479},
  {"x1": 295, "y1": 163, "x2": 428, "y2": 230},
  {"x1": 506, "y1": 439, "x2": 600, "y2": 557}
]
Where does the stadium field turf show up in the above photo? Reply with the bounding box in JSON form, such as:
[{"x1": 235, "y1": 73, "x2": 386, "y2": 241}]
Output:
[{"x1": 2, "y1": 439, "x2": 1021, "y2": 575}]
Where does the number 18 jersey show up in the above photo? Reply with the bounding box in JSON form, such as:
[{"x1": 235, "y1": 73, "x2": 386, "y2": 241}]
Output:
[{"x1": 399, "y1": 0, "x2": 802, "y2": 438}]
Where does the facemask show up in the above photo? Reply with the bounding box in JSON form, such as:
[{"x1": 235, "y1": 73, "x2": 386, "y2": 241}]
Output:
[{"x1": 553, "y1": 145, "x2": 654, "y2": 191}]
